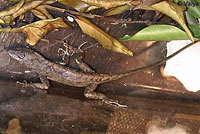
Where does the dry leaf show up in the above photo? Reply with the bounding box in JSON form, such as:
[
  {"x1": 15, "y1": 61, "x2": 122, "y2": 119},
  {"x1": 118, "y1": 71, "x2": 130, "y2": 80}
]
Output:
[
  {"x1": 58, "y1": 0, "x2": 90, "y2": 12},
  {"x1": 104, "y1": 5, "x2": 131, "y2": 16},
  {"x1": 31, "y1": 9, "x2": 48, "y2": 19},
  {"x1": 34, "y1": 5, "x2": 53, "y2": 19},
  {"x1": 5, "y1": 118, "x2": 24, "y2": 134},
  {"x1": 80, "y1": 0, "x2": 141, "y2": 9},
  {"x1": 12, "y1": 0, "x2": 53, "y2": 21},
  {"x1": 30, "y1": 5, "x2": 53, "y2": 20},
  {"x1": 85, "y1": 5, "x2": 100, "y2": 12},
  {"x1": 0, "y1": 0, "x2": 24, "y2": 17},
  {"x1": 134, "y1": 0, "x2": 163, "y2": 10},
  {"x1": 11, "y1": 17, "x2": 71, "y2": 45},
  {"x1": 7, "y1": 0, "x2": 21, "y2": 3},
  {"x1": 75, "y1": 16, "x2": 133, "y2": 56},
  {"x1": 0, "y1": 26, "x2": 12, "y2": 32},
  {"x1": 0, "y1": 0, "x2": 24, "y2": 23},
  {"x1": 0, "y1": 0, "x2": 56, "y2": 24},
  {"x1": 146, "y1": 1, "x2": 194, "y2": 42}
]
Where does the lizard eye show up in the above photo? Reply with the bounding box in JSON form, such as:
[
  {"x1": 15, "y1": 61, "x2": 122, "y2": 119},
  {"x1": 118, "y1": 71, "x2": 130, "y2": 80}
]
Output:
[{"x1": 17, "y1": 53, "x2": 25, "y2": 59}]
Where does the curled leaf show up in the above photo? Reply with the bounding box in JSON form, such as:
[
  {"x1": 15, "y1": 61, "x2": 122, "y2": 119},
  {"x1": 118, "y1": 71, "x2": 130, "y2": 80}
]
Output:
[
  {"x1": 11, "y1": 18, "x2": 71, "y2": 45},
  {"x1": 120, "y1": 25, "x2": 190, "y2": 41},
  {"x1": 146, "y1": 1, "x2": 195, "y2": 42},
  {"x1": 75, "y1": 16, "x2": 133, "y2": 56},
  {"x1": 30, "y1": 4, "x2": 53, "y2": 20},
  {"x1": 0, "y1": 0, "x2": 24, "y2": 17},
  {"x1": 0, "y1": 0, "x2": 24, "y2": 23},
  {"x1": 31, "y1": 9, "x2": 48, "y2": 19},
  {"x1": 34, "y1": 5, "x2": 53, "y2": 19},
  {"x1": 0, "y1": 0, "x2": 56, "y2": 24}
]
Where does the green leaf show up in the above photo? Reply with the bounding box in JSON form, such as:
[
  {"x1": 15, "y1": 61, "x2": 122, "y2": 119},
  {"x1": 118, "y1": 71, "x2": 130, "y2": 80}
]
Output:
[
  {"x1": 185, "y1": 11, "x2": 200, "y2": 38},
  {"x1": 188, "y1": 25, "x2": 200, "y2": 38},
  {"x1": 173, "y1": 0, "x2": 199, "y2": 6},
  {"x1": 120, "y1": 25, "x2": 190, "y2": 41},
  {"x1": 188, "y1": 6, "x2": 200, "y2": 18},
  {"x1": 185, "y1": 10, "x2": 199, "y2": 25},
  {"x1": 146, "y1": 1, "x2": 194, "y2": 42}
]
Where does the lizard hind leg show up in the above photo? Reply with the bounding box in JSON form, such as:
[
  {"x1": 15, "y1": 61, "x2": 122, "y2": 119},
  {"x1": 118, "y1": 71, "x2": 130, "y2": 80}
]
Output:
[{"x1": 84, "y1": 84, "x2": 127, "y2": 107}]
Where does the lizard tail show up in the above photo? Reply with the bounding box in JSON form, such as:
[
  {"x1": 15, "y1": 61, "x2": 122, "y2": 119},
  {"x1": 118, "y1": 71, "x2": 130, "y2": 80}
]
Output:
[{"x1": 108, "y1": 41, "x2": 198, "y2": 81}]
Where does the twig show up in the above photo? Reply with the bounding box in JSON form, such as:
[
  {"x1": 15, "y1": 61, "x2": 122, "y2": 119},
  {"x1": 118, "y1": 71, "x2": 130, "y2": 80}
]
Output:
[
  {"x1": 44, "y1": 5, "x2": 102, "y2": 18},
  {"x1": 45, "y1": 5, "x2": 176, "y2": 26}
]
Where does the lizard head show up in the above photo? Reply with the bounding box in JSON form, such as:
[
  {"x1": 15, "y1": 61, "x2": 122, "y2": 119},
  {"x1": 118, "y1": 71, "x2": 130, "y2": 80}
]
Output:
[{"x1": 7, "y1": 48, "x2": 35, "y2": 62}]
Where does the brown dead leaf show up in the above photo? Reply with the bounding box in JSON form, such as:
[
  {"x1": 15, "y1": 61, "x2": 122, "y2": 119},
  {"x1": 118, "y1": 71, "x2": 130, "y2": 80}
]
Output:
[
  {"x1": 11, "y1": 17, "x2": 71, "y2": 45},
  {"x1": 75, "y1": 16, "x2": 133, "y2": 56},
  {"x1": 80, "y1": 0, "x2": 141, "y2": 9}
]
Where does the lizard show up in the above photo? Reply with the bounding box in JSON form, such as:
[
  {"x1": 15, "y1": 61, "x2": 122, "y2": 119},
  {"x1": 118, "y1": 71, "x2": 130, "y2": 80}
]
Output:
[{"x1": 6, "y1": 41, "x2": 197, "y2": 106}]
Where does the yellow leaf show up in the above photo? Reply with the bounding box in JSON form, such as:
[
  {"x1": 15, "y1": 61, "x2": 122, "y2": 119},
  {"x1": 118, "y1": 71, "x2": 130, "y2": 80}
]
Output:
[
  {"x1": 11, "y1": 18, "x2": 71, "y2": 45},
  {"x1": 80, "y1": 0, "x2": 141, "y2": 9},
  {"x1": 75, "y1": 16, "x2": 133, "y2": 56},
  {"x1": 58, "y1": 0, "x2": 90, "y2": 12},
  {"x1": 147, "y1": 1, "x2": 194, "y2": 42}
]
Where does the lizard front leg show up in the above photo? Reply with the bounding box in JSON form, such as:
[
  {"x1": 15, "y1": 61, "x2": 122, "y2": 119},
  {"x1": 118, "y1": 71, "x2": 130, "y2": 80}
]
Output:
[
  {"x1": 84, "y1": 84, "x2": 127, "y2": 107},
  {"x1": 17, "y1": 74, "x2": 50, "y2": 91},
  {"x1": 57, "y1": 41, "x2": 84, "y2": 65},
  {"x1": 58, "y1": 42, "x2": 94, "y2": 73},
  {"x1": 75, "y1": 58, "x2": 95, "y2": 73}
]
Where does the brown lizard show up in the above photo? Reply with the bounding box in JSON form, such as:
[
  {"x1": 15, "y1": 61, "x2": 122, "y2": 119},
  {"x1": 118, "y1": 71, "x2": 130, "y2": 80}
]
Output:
[{"x1": 6, "y1": 41, "x2": 197, "y2": 106}]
